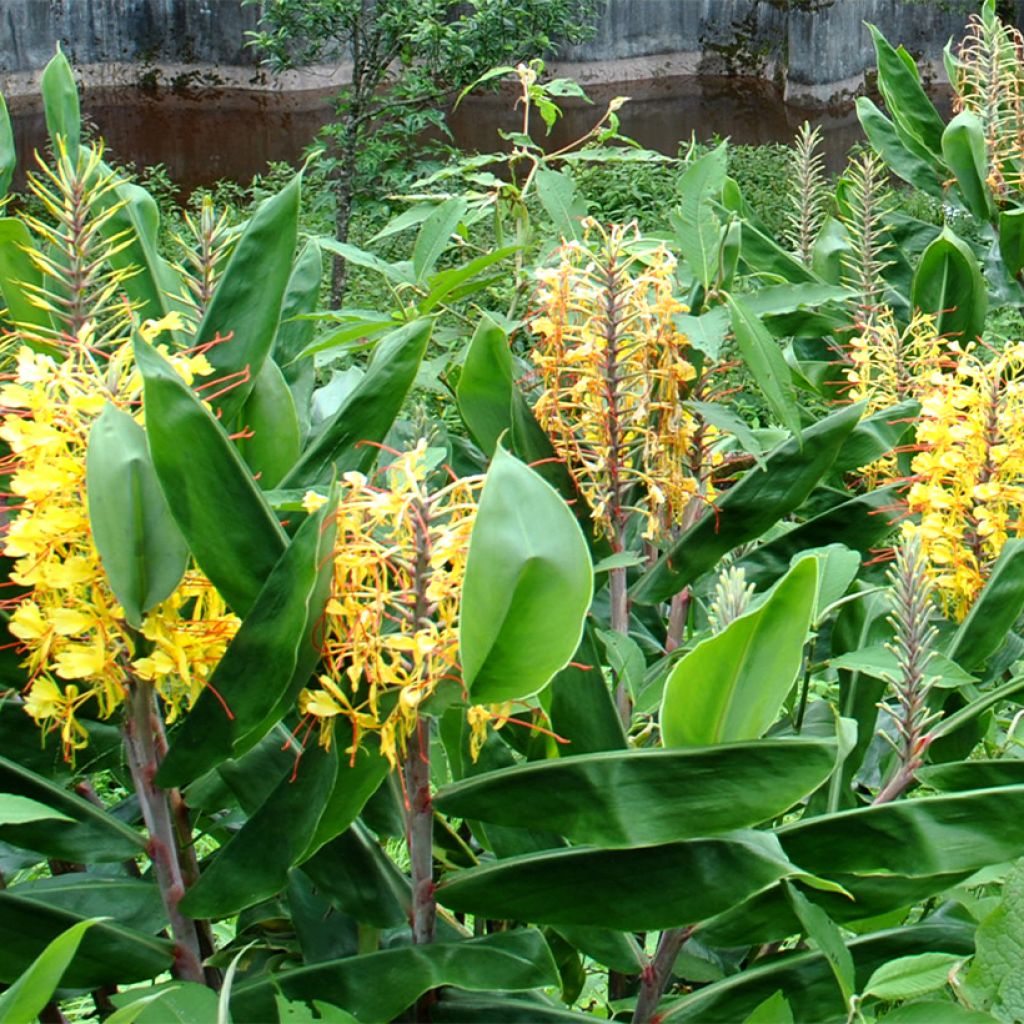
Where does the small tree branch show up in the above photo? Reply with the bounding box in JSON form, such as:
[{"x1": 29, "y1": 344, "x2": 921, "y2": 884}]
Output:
[{"x1": 632, "y1": 926, "x2": 694, "y2": 1024}]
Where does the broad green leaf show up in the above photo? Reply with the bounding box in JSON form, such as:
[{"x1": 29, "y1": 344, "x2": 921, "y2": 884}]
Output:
[
  {"x1": 829, "y1": 646, "x2": 976, "y2": 688},
  {"x1": 727, "y1": 295, "x2": 802, "y2": 440},
  {"x1": 181, "y1": 743, "x2": 337, "y2": 918},
  {"x1": 420, "y1": 245, "x2": 518, "y2": 314},
  {"x1": 535, "y1": 167, "x2": 587, "y2": 242},
  {"x1": 544, "y1": 628, "x2": 627, "y2": 756},
  {"x1": 867, "y1": 24, "x2": 946, "y2": 157},
  {"x1": 0, "y1": 754, "x2": 144, "y2": 862},
  {"x1": 0, "y1": 893, "x2": 171, "y2": 988},
  {"x1": 856, "y1": 97, "x2": 944, "y2": 197},
  {"x1": 134, "y1": 337, "x2": 287, "y2": 616},
  {"x1": 318, "y1": 237, "x2": 415, "y2": 286},
  {"x1": 99, "y1": 181, "x2": 185, "y2": 327},
  {"x1": 912, "y1": 227, "x2": 987, "y2": 345},
  {"x1": 673, "y1": 144, "x2": 727, "y2": 288},
  {"x1": 280, "y1": 318, "x2": 432, "y2": 489},
  {"x1": 157, "y1": 491, "x2": 338, "y2": 788},
  {"x1": 964, "y1": 857, "x2": 1024, "y2": 1020},
  {"x1": 878, "y1": 1003, "x2": 998, "y2": 1024},
  {"x1": 0, "y1": 218, "x2": 56, "y2": 342},
  {"x1": 87, "y1": 404, "x2": 189, "y2": 628},
  {"x1": 0, "y1": 919, "x2": 97, "y2": 1024},
  {"x1": 800, "y1": 544, "x2": 862, "y2": 623},
  {"x1": 676, "y1": 309, "x2": 729, "y2": 359},
  {"x1": 457, "y1": 315, "x2": 513, "y2": 456},
  {"x1": 0, "y1": 794, "x2": 73, "y2": 826},
  {"x1": 10, "y1": 877, "x2": 162, "y2": 935},
  {"x1": 412, "y1": 198, "x2": 468, "y2": 282},
  {"x1": 998, "y1": 208, "x2": 1024, "y2": 277},
  {"x1": 832, "y1": 400, "x2": 919, "y2": 475},
  {"x1": 664, "y1": 921, "x2": 974, "y2": 1023},
  {"x1": 231, "y1": 931, "x2": 559, "y2": 1023},
  {"x1": 40, "y1": 47, "x2": 80, "y2": 158},
  {"x1": 731, "y1": 215, "x2": 819, "y2": 283},
  {"x1": 786, "y1": 884, "x2": 855, "y2": 1007},
  {"x1": 236, "y1": 358, "x2": 302, "y2": 489},
  {"x1": 918, "y1": 760, "x2": 1024, "y2": 791},
  {"x1": 686, "y1": 399, "x2": 765, "y2": 469},
  {"x1": 632, "y1": 403, "x2": 861, "y2": 604},
  {"x1": 195, "y1": 175, "x2": 301, "y2": 422},
  {"x1": 461, "y1": 446, "x2": 592, "y2": 703},
  {"x1": 863, "y1": 952, "x2": 965, "y2": 1001},
  {"x1": 947, "y1": 540, "x2": 1024, "y2": 670},
  {"x1": 430, "y1": 991, "x2": 592, "y2": 1022},
  {"x1": 738, "y1": 486, "x2": 899, "y2": 591},
  {"x1": 661, "y1": 557, "x2": 817, "y2": 747},
  {"x1": 435, "y1": 737, "x2": 836, "y2": 847},
  {"x1": 437, "y1": 830, "x2": 829, "y2": 931},
  {"x1": 743, "y1": 991, "x2": 794, "y2": 1024},
  {"x1": 943, "y1": 112, "x2": 995, "y2": 222},
  {"x1": 0, "y1": 94, "x2": 14, "y2": 198},
  {"x1": 780, "y1": 785, "x2": 1024, "y2": 879},
  {"x1": 107, "y1": 984, "x2": 220, "y2": 1024}
]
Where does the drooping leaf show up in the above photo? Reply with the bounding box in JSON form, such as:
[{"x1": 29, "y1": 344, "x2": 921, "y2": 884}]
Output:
[
  {"x1": 461, "y1": 446, "x2": 592, "y2": 703},
  {"x1": 0, "y1": 755, "x2": 144, "y2": 862},
  {"x1": 632, "y1": 403, "x2": 861, "y2": 604},
  {"x1": 194, "y1": 175, "x2": 301, "y2": 422},
  {"x1": 437, "y1": 830, "x2": 827, "y2": 931},
  {"x1": 0, "y1": 893, "x2": 171, "y2": 988},
  {"x1": 412, "y1": 198, "x2": 468, "y2": 282},
  {"x1": 0, "y1": 918, "x2": 98, "y2": 1024},
  {"x1": 134, "y1": 337, "x2": 287, "y2": 616},
  {"x1": 457, "y1": 315, "x2": 514, "y2": 456},
  {"x1": 661, "y1": 557, "x2": 818, "y2": 747},
  {"x1": 727, "y1": 295, "x2": 802, "y2": 441},
  {"x1": 535, "y1": 167, "x2": 588, "y2": 242},
  {"x1": 280, "y1": 318, "x2": 432, "y2": 489},
  {"x1": 157, "y1": 490, "x2": 338, "y2": 788},
  {"x1": 87, "y1": 404, "x2": 189, "y2": 628},
  {"x1": 231, "y1": 931, "x2": 560, "y2": 1023},
  {"x1": 786, "y1": 883, "x2": 855, "y2": 1008},
  {"x1": 942, "y1": 111, "x2": 995, "y2": 222},
  {"x1": 435, "y1": 737, "x2": 836, "y2": 847}
]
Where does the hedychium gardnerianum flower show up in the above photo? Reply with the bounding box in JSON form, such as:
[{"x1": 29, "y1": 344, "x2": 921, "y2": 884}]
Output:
[{"x1": 529, "y1": 220, "x2": 717, "y2": 712}]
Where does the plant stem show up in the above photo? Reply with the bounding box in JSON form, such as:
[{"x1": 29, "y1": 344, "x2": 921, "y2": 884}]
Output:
[
  {"x1": 632, "y1": 926, "x2": 694, "y2": 1024},
  {"x1": 123, "y1": 679, "x2": 205, "y2": 984},
  {"x1": 403, "y1": 723, "x2": 436, "y2": 946}
]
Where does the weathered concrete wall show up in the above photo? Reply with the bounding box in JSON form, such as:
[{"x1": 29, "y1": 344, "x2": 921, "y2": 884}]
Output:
[{"x1": 0, "y1": 0, "x2": 1017, "y2": 103}]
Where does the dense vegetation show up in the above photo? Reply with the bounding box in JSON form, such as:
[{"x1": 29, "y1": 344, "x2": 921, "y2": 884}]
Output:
[{"x1": 5, "y1": 2, "x2": 1024, "y2": 1022}]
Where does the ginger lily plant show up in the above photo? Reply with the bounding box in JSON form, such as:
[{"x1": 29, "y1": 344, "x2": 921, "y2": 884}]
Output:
[{"x1": 7, "y1": 19, "x2": 1024, "y2": 1023}]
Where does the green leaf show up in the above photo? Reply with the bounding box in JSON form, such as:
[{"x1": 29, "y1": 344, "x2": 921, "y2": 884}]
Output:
[
  {"x1": 632, "y1": 404, "x2": 861, "y2": 604},
  {"x1": 0, "y1": 218, "x2": 56, "y2": 343},
  {"x1": 535, "y1": 167, "x2": 588, "y2": 242},
  {"x1": 661, "y1": 557, "x2": 817, "y2": 747},
  {"x1": 686, "y1": 400, "x2": 765, "y2": 469},
  {"x1": 0, "y1": 754, "x2": 144, "y2": 862},
  {"x1": 863, "y1": 952, "x2": 965, "y2": 1001},
  {"x1": 157, "y1": 490, "x2": 338, "y2": 788},
  {"x1": 437, "y1": 830, "x2": 826, "y2": 931},
  {"x1": 878, "y1": 1003, "x2": 998, "y2": 1024},
  {"x1": 413, "y1": 198, "x2": 468, "y2": 282},
  {"x1": 236, "y1": 358, "x2": 302, "y2": 489},
  {"x1": 0, "y1": 794, "x2": 73, "y2": 826},
  {"x1": 779, "y1": 785, "x2": 1024, "y2": 879},
  {"x1": 457, "y1": 315, "x2": 514, "y2": 456},
  {"x1": 947, "y1": 539, "x2": 1024, "y2": 671},
  {"x1": 786, "y1": 884, "x2": 855, "y2": 1007},
  {"x1": 742, "y1": 991, "x2": 794, "y2": 1024},
  {"x1": 86, "y1": 404, "x2": 189, "y2": 628},
  {"x1": 0, "y1": 919, "x2": 98, "y2": 1024},
  {"x1": 107, "y1": 984, "x2": 220, "y2": 1024},
  {"x1": 0, "y1": 893, "x2": 171, "y2": 988},
  {"x1": 0, "y1": 94, "x2": 14, "y2": 198},
  {"x1": 195, "y1": 174, "x2": 301, "y2": 422},
  {"x1": 727, "y1": 295, "x2": 801, "y2": 441},
  {"x1": 461, "y1": 446, "x2": 592, "y2": 703},
  {"x1": 943, "y1": 111, "x2": 996, "y2": 222},
  {"x1": 856, "y1": 97, "x2": 945, "y2": 197},
  {"x1": 10, "y1": 877, "x2": 162, "y2": 935},
  {"x1": 275, "y1": 239, "x2": 324, "y2": 369},
  {"x1": 317, "y1": 237, "x2": 415, "y2": 286},
  {"x1": 917, "y1": 760, "x2": 1024, "y2": 792},
  {"x1": 663, "y1": 921, "x2": 974, "y2": 1023},
  {"x1": 280, "y1": 318, "x2": 432, "y2": 489},
  {"x1": 912, "y1": 227, "x2": 988, "y2": 345},
  {"x1": 832, "y1": 400, "x2": 919, "y2": 476},
  {"x1": 675, "y1": 309, "x2": 729, "y2": 359},
  {"x1": 829, "y1": 646, "x2": 976, "y2": 688},
  {"x1": 40, "y1": 47, "x2": 80, "y2": 158},
  {"x1": 673, "y1": 144, "x2": 727, "y2": 288},
  {"x1": 998, "y1": 208, "x2": 1024, "y2": 278},
  {"x1": 231, "y1": 930, "x2": 559, "y2": 1023},
  {"x1": 867, "y1": 24, "x2": 946, "y2": 157},
  {"x1": 134, "y1": 337, "x2": 287, "y2": 616},
  {"x1": 435, "y1": 737, "x2": 836, "y2": 847}
]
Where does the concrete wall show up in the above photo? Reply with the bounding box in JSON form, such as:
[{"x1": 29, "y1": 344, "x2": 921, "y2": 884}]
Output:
[{"x1": 0, "y1": 0, "x2": 1016, "y2": 103}]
